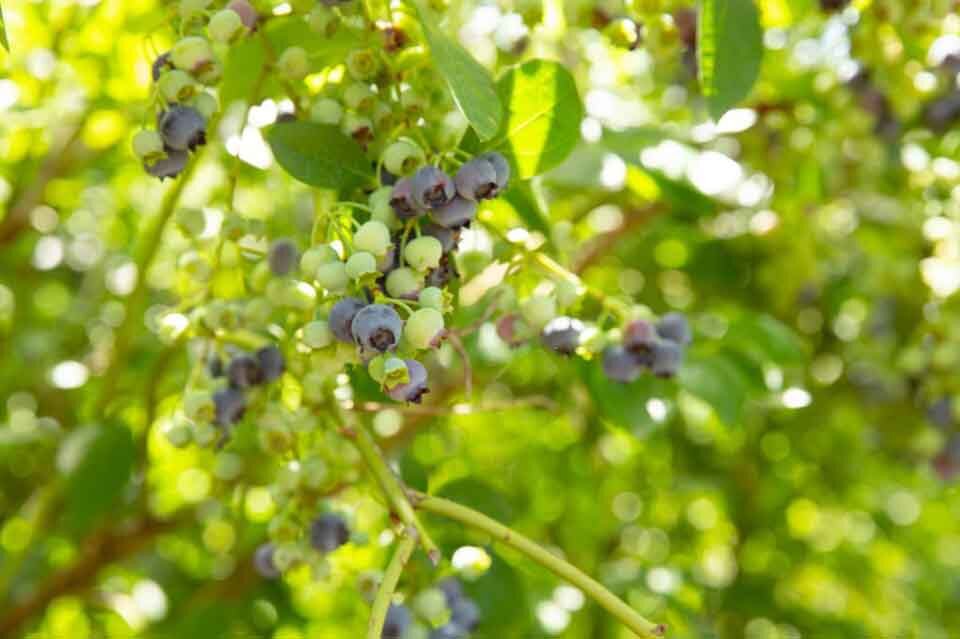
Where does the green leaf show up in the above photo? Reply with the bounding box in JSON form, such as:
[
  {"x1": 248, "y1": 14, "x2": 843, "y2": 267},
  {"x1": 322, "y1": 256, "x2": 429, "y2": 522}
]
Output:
[
  {"x1": 501, "y1": 181, "x2": 551, "y2": 239},
  {"x1": 414, "y1": 3, "x2": 502, "y2": 140},
  {"x1": 727, "y1": 313, "x2": 806, "y2": 365},
  {"x1": 490, "y1": 60, "x2": 584, "y2": 179},
  {"x1": 436, "y1": 478, "x2": 515, "y2": 523},
  {"x1": 697, "y1": 0, "x2": 763, "y2": 120},
  {"x1": 60, "y1": 424, "x2": 136, "y2": 534},
  {"x1": 265, "y1": 121, "x2": 373, "y2": 193},
  {"x1": 678, "y1": 353, "x2": 752, "y2": 425},
  {"x1": 578, "y1": 359, "x2": 658, "y2": 434},
  {"x1": 0, "y1": 4, "x2": 8, "y2": 51}
]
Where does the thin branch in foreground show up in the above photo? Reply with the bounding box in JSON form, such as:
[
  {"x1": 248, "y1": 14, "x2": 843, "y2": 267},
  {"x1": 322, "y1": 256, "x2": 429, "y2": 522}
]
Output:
[
  {"x1": 367, "y1": 530, "x2": 418, "y2": 639},
  {"x1": 409, "y1": 492, "x2": 667, "y2": 639}
]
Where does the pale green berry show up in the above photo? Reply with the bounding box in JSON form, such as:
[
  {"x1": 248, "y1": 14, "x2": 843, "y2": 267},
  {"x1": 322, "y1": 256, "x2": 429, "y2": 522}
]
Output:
[
  {"x1": 342, "y1": 113, "x2": 373, "y2": 139},
  {"x1": 196, "y1": 59, "x2": 223, "y2": 85},
  {"x1": 301, "y1": 456, "x2": 328, "y2": 489},
  {"x1": 250, "y1": 260, "x2": 272, "y2": 292},
  {"x1": 521, "y1": 295, "x2": 557, "y2": 330},
  {"x1": 158, "y1": 69, "x2": 197, "y2": 103},
  {"x1": 308, "y1": 5, "x2": 339, "y2": 36},
  {"x1": 314, "y1": 261, "x2": 349, "y2": 292},
  {"x1": 301, "y1": 245, "x2": 339, "y2": 275},
  {"x1": 401, "y1": 89, "x2": 428, "y2": 114},
  {"x1": 369, "y1": 186, "x2": 399, "y2": 229},
  {"x1": 175, "y1": 207, "x2": 206, "y2": 237},
  {"x1": 179, "y1": 252, "x2": 213, "y2": 282},
  {"x1": 346, "y1": 48, "x2": 380, "y2": 81},
  {"x1": 166, "y1": 424, "x2": 193, "y2": 448},
  {"x1": 244, "y1": 296, "x2": 274, "y2": 325},
  {"x1": 192, "y1": 421, "x2": 217, "y2": 447},
  {"x1": 208, "y1": 8, "x2": 246, "y2": 43},
  {"x1": 346, "y1": 251, "x2": 378, "y2": 279},
  {"x1": 372, "y1": 101, "x2": 394, "y2": 131},
  {"x1": 132, "y1": 130, "x2": 165, "y2": 162},
  {"x1": 180, "y1": 0, "x2": 214, "y2": 20},
  {"x1": 418, "y1": 286, "x2": 445, "y2": 311},
  {"x1": 383, "y1": 140, "x2": 425, "y2": 176},
  {"x1": 190, "y1": 92, "x2": 219, "y2": 119},
  {"x1": 404, "y1": 308, "x2": 444, "y2": 350},
  {"x1": 382, "y1": 356, "x2": 410, "y2": 389},
  {"x1": 302, "y1": 370, "x2": 327, "y2": 404},
  {"x1": 171, "y1": 36, "x2": 215, "y2": 74},
  {"x1": 343, "y1": 83, "x2": 376, "y2": 112},
  {"x1": 386, "y1": 267, "x2": 423, "y2": 299},
  {"x1": 310, "y1": 98, "x2": 343, "y2": 125},
  {"x1": 555, "y1": 279, "x2": 580, "y2": 309},
  {"x1": 413, "y1": 589, "x2": 450, "y2": 627},
  {"x1": 277, "y1": 46, "x2": 309, "y2": 80},
  {"x1": 403, "y1": 236, "x2": 442, "y2": 271},
  {"x1": 353, "y1": 221, "x2": 391, "y2": 256},
  {"x1": 183, "y1": 390, "x2": 215, "y2": 422},
  {"x1": 302, "y1": 320, "x2": 334, "y2": 349}
]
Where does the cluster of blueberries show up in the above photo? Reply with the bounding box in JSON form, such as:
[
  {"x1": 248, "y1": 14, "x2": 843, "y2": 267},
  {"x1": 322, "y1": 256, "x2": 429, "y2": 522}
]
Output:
[
  {"x1": 602, "y1": 313, "x2": 692, "y2": 382},
  {"x1": 253, "y1": 512, "x2": 350, "y2": 578},
  {"x1": 210, "y1": 345, "x2": 286, "y2": 427},
  {"x1": 382, "y1": 577, "x2": 481, "y2": 639}
]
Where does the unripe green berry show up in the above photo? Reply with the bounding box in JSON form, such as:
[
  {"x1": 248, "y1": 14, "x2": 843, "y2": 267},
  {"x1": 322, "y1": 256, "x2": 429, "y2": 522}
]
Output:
[
  {"x1": 521, "y1": 294, "x2": 557, "y2": 330},
  {"x1": 166, "y1": 424, "x2": 193, "y2": 448},
  {"x1": 277, "y1": 46, "x2": 309, "y2": 80},
  {"x1": 310, "y1": 97, "x2": 344, "y2": 125},
  {"x1": 132, "y1": 130, "x2": 165, "y2": 162},
  {"x1": 192, "y1": 422, "x2": 217, "y2": 447},
  {"x1": 171, "y1": 36, "x2": 215, "y2": 74},
  {"x1": 342, "y1": 113, "x2": 373, "y2": 140},
  {"x1": 158, "y1": 69, "x2": 197, "y2": 103},
  {"x1": 250, "y1": 260, "x2": 273, "y2": 292},
  {"x1": 308, "y1": 5, "x2": 340, "y2": 36},
  {"x1": 302, "y1": 370, "x2": 327, "y2": 404},
  {"x1": 353, "y1": 221, "x2": 391, "y2": 256},
  {"x1": 418, "y1": 286, "x2": 446, "y2": 311},
  {"x1": 175, "y1": 207, "x2": 206, "y2": 237},
  {"x1": 404, "y1": 308, "x2": 444, "y2": 350},
  {"x1": 180, "y1": 0, "x2": 214, "y2": 20},
  {"x1": 302, "y1": 320, "x2": 334, "y2": 349},
  {"x1": 386, "y1": 267, "x2": 423, "y2": 299},
  {"x1": 190, "y1": 92, "x2": 219, "y2": 119},
  {"x1": 372, "y1": 101, "x2": 394, "y2": 132},
  {"x1": 314, "y1": 261, "x2": 349, "y2": 292},
  {"x1": 196, "y1": 59, "x2": 223, "y2": 85},
  {"x1": 300, "y1": 245, "x2": 339, "y2": 275},
  {"x1": 244, "y1": 296, "x2": 274, "y2": 325},
  {"x1": 301, "y1": 456, "x2": 328, "y2": 490},
  {"x1": 346, "y1": 48, "x2": 380, "y2": 81},
  {"x1": 179, "y1": 252, "x2": 213, "y2": 282},
  {"x1": 343, "y1": 83, "x2": 376, "y2": 112},
  {"x1": 403, "y1": 236, "x2": 443, "y2": 271},
  {"x1": 209, "y1": 8, "x2": 246, "y2": 43},
  {"x1": 413, "y1": 589, "x2": 450, "y2": 628},
  {"x1": 383, "y1": 140, "x2": 425, "y2": 176},
  {"x1": 346, "y1": 251, "x2": 378, "y2": 279},
  {"x1": 400, "y1": 89, "x2": 429, "y2": 114},
  {"x1": 369, "y1": 186, "x2": 399, "y2": 229}
]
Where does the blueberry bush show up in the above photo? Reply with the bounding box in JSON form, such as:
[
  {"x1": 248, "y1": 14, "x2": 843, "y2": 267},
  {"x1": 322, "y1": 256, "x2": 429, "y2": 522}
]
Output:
[{"x1": 1, "y1": 0, "x2": 960, "y2": 637}]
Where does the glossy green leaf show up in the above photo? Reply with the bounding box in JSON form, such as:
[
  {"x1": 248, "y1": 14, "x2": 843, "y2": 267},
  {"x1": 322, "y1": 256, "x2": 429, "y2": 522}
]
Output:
[
  {"x1": 61, "y1": 424, "x2": 135, "y2": 534},
  {"x1": 490, "y1": 60, "x2": 584, "y2": 179},
  {"x1": 265, "y1": 121, "x2": 373, "y2": 193},
  {"x1": 698, "y1": 0, "x2": 763, "y2": 120},
  {"x1": 414, "y1": 3, "x2": 502, "y2": 140},
  {"x1": 728, "y1": 313, "x2": 806, "y2": 365},
  {"x1": 678, "y1": 353, "x2": 752, "y2": 425}
]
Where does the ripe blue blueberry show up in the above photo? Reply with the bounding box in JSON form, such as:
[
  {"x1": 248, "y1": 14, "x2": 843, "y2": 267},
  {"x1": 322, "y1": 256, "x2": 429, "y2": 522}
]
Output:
[
  {"x1": 477, "y1": 151, "x2": 510, "y2": 192},
  {"x1": 268, "y1": 239, "x2": 298, "y2": 276},
  {"x1": 389, "y1": 178, "x2": 423, "y2": 219},
  {"x1": 541, "y1": 316, "x2": 583, "y2": 355},
  {"x1": 351, "y1": 303, "x2": 403, "y2": 353},
  {"x1": 145, "y1": 149, "x2": 189, "y2": 179},
  {"x1": 309, "y1": 513, "x2": 350, "y2": 552},
  {"x1": 450, "y1": 597, "x2": 481, "y2": 631},
  {"x1": 256, "y1": 346, "x2": 285, "y2": 382},
  {"x1": 422, "y1": 223, "x2": 459, "y2": 253},
  {"x1": 213, "y1": 387, "x2": 246, "y2": 425},
  {"x1": 649, "y1": 339, "x2": 683, "y2": 378},
  {"x1": 329, "y1": 297, "x2": 368, "y2": 343},
  {"x1": 656, "y1": 312, "x2": 692, "y2": 346},
  {"x1": 455, "y1": 157, "x2": 499, "y2": 200},
  {"x1": 253, "y1": 543, "x2": 280, "y2": 578},
  {"x1": 602, "y1": 345, "x2": 642, "y2": 383},
  {"x1": 381, "y1": 604, "x2": 412, "y2": 639},
  {"x1": 227, "y1": 354, "x2": 264, "y2": 388},
  {"x1": 431, "y1": 196, "x2": 478, "y2": 229},
  {"x1": 623, "y1": 318, "x2": 657, "y2": 354},
  {"x1": 928, "y1": 397, "x2": 953, "y2": 428},
  {"x1": 386, "y1": 359, "x2": 429, "y2": 403},
  {"x1": 158, "y1": 105, "x2": 207, "y2": 152},
  {"x1": 411, "y1": 166, "x2": 456, "y2": 209}
]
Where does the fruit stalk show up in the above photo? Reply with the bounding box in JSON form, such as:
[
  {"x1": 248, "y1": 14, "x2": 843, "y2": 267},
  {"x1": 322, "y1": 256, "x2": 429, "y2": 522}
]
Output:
[
  {"x1": 410, "y1": 492, "x2": 666, "y2": 638},
  {"x1": 367, "y1": 529, "x2": 418, "y2": 639}
]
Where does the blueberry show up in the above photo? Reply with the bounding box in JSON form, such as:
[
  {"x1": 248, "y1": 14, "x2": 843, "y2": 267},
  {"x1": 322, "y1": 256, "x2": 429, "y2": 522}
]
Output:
[
  {"x1": 623, "y1": 318, "x2": 657, "y2": 354},
  {"x1": 924, "y1": 91, "x2": 960, "y2": 132},
  {"x1": 151, "y1": 52, "x2": 173, "y2": 81},
  {"x1": 309, "y1": 513, "x2": 350, "y2": 552},
  {"x1": 381, "y1": 604, "x2": 412, "y2": 639},
  {"x1": 268, "y1": 239, "x2": 298, "y2": 276},
  {"x1": 145, "y1": 148, "x2": 189, "y2": 179},
  {"x1": 387, "y1": 359, "x2": 429, "y2": 402},
  {"x1": 227, "y1": 354, "x2": 265, "y2": 388},
  {"x1": 541, "y1": 316, "x2": 583, "y2": 355},
  {"x1": 351, "y1": 304, "x2": 403, "y2": 353},
  {"x1": 455, "y1": 157, "x2": 499, "y2": 200},
  {"x1": 329, "y1": 297, "x2": 368, "y2": 343},
  {"x1": 158, "y1": 105, "x2": 207, "y2": 152},
  {"x1": 496, "y1": 314, "x2": 525, "y2": 347},
  {"x1": 422, "y1": 223, "x2": 459, "y2": 253},
  {"x1": 256, "y1": 346, "x2": 285, "y2": 382},
  {"x1": 411, "y1": 166, "x2": 456, "y2": 209},
  {"x1": 214, "y1": 387, "x2": 246, "y2": 425},
  {"x1": 227, "y1": 0, "x2": 259, "y2": 29},
  {"x1": 437, "y1": 577, "x2": 465, "y2": 604},
  {"x1": 656, "y1": 312, "x2": 692, "y2": 346},
  {"x1": 426, "y1": 254, "x2": 459, "y2": 288},
  {"x1": 253, "y1": 543, "x2": 280, "y2": 578},
  {"x1": 450, "y1": 597, "x2": 480, "y2": 631},
  {"x1": 389, "y1": 178, "x2": 423, "y2": 219},
  {"x1": 933, "y1": 435, "x2": 960, "y2": 481},
  {"x1": 477, "y1": 151, "x2": 510, "y2": 192},
  {"x1": 927, "y1": 397, "x2": 953, "y2": 428},
  {"x1": 431, "y1": 196, "x2": 478, "y2": 229},
  {"x1": 649, "y1": 339, "x2": 683, "y2": 378},
  {"x1": 430, "y1": 625, "x2": 469, "y2": 639},
  {"x1": 602, "y1": 345, "x2": 642, "y2": 383}
]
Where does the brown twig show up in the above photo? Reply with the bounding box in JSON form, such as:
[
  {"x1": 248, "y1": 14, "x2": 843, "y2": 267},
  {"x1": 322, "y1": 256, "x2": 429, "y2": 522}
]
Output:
[{"x1": 572, "y1": 205, "x2": 663, "y2": 274}]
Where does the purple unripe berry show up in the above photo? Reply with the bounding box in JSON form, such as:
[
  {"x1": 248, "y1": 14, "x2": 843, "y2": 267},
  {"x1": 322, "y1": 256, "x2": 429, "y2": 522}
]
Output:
[
  {"x1": 253, "y1": 543, "x2": 280, "y2": 578},
  {"x1": 455, "y1": 157, "x2": 499, "y2": 200},
  {"x1": 431, "y1": 196, "x2": 478, "y2": 229},
  {"x1": 656, "y1": 312, "x2": 692, "y2": 346},
  {"x1": 329, "y1": 297, "x2": 368, "y2": 343},
  {"x1": 603, "y1": 345, "x2": 642, "y2": 383},
  {"x1": 477, "y1": 151, "x2": 510, "y2": 192},
  {"x1": 309, "y1": 513, "x2": 350, "y2": 552},
  {"x1": 623, "y1": 318, "x2": 657, "y2": 354},
  {"x1": 382, "y1": 604, "x2": 412, "y2": 639},
  {"x1": 387, "y1": 359, "x2": 429, "y2": 403},
  {"x1": 158, "y1": 105, "x2": 207, "y2": 151},
  {"x1": 227, "y1": 354, "x2": 265, "y2": 388},
  {"x1": 649, "y1": 339, "x2": 683, "y2": 378},
  {"x1": 541, "y1": 316, "x2": 583, "y2": 355},
  {"x1": 268, "y1": 238, "x2": 298, "y2": 276},
  {"x1": 389, "y1": 177, "x2": 423, "y2": 219},
  {"x1": 227, "y1": 0, "x2": 259, "y2": 29},
  {"x1": 351, "y1": 303, "x2": 403, "y2": 353},
  {"x1": 214, "y1": 387, "x2": 246, "y2": 425},
  {"x1": 411, "y1": 166, "x2": 455, "y2": 209},
  {"x1": 145, "y1": 148, "x2": 189, "y2": 179},
  {"x1": 256, "y1": 345, "x2": 285, "y2": 382}
]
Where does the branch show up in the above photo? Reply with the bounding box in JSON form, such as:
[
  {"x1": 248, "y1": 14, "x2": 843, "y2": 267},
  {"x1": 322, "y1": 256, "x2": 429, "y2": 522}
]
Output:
[
  {"x1": 367, "y1": 530, "x2": 417, "y2": 639},
  {"x1": 573, "y1": 206, "x2": 663, "y2": 274},
  {"x1": 410, "y1": 492, "x2": 666, "y2": 639}
]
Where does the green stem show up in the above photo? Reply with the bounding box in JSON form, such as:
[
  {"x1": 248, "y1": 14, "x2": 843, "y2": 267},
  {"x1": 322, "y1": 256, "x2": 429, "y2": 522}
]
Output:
[
  {"x1": 367, "y1": 531, "x2": 417, "y2": 639},
  {"x1": 349, "y1": 421, "x2": 441, "y2": 565},
  {"x1": 410, "y1": 492, "x2": 666, "y2": 639}
]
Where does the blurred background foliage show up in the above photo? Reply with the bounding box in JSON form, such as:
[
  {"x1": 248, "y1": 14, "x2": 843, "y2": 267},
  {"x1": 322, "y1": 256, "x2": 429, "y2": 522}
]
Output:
[{"x1": 2, "y1": 0, "x2": 960, "y2": 638}]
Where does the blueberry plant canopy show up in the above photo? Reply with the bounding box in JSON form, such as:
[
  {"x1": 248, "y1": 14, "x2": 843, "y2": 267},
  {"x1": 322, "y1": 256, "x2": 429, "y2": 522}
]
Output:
[{"x1": 1, "y1": 0, "x2": 960, "y2": 638}]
